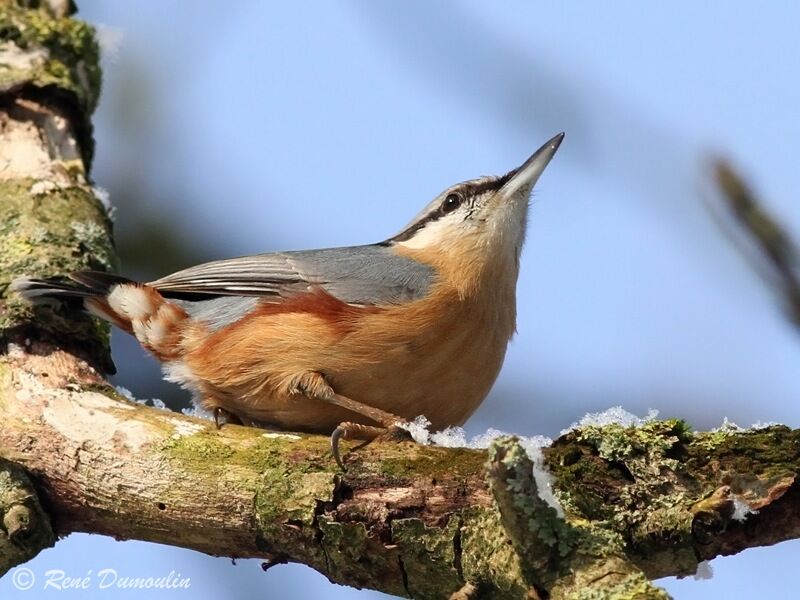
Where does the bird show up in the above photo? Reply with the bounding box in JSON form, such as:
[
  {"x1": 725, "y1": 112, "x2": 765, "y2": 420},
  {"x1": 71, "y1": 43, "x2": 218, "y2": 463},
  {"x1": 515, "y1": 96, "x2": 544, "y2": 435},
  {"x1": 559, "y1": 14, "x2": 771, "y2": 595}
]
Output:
[{"x1": 12, "y1": 132, "x2": 564, "y2": 468}]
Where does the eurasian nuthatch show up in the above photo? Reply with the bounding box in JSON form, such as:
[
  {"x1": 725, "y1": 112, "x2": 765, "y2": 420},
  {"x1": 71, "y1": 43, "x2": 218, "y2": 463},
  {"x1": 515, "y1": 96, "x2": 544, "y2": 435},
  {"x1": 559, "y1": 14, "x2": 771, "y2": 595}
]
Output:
[{"x1": 14, "y1": 133, "x2": 564, "y2": 468}]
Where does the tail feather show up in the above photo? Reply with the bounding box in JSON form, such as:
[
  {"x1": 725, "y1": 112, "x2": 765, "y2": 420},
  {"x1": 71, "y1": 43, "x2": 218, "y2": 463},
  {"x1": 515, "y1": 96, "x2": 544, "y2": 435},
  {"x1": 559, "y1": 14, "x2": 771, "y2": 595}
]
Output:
[
  {"x1": 68, "y1": 271, "x2": 134, "y2": 293},
  {"x1": 11, "y1": 271, "x2": 135, "y2": 301},
  {"x1": 13, "y1": 271, "x2": 191, "y2": 361}
]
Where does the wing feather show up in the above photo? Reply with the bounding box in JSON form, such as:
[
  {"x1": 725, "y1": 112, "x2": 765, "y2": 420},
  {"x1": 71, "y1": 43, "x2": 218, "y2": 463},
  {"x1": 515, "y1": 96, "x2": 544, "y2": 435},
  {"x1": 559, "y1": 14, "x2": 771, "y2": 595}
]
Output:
[{"x1": 150, "y1": 245, "x2": 435, "y2": 306}]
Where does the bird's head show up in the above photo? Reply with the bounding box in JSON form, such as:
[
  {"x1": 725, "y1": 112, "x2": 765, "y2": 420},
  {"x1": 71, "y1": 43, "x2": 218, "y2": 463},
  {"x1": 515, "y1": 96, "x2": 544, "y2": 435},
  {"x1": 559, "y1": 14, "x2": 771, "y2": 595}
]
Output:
[{"x1": 385, "y1": 133, "x2": 563, "y2": 290}]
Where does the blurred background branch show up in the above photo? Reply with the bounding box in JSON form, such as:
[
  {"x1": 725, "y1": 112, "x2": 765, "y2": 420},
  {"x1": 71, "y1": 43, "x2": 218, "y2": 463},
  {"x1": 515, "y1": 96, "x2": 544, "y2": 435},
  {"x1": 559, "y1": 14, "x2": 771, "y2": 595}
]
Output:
[{"x1": 711, "y1": 160, "x2": 800, "y2": 326}]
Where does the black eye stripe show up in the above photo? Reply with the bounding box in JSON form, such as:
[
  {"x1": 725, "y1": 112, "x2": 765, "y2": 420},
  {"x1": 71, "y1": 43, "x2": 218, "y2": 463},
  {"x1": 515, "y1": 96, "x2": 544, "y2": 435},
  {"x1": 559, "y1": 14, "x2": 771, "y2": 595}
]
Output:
[{"x1": 386, "y1": 175, "x2": 508, "y2": 244}]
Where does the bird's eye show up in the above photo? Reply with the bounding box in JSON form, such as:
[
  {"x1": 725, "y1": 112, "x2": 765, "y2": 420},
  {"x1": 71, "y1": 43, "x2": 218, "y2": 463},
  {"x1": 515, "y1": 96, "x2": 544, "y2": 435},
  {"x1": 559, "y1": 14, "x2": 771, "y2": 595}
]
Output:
[{"x1": 442, "y1": 193, "x2": 463, "y2": 213}]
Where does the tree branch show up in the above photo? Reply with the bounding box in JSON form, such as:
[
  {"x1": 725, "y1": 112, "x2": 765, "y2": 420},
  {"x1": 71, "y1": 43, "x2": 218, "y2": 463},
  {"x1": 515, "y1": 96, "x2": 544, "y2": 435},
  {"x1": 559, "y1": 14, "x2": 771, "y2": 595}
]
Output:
[
  {"x1": 1, "y1": 2, "x2": 799, "y2": 598},
  {"x1": 711, "y1": 159, "x2": 800, "y2": 327},
  {"x1": 1, "y1": 352, "x2": 799, "y2": 598}
]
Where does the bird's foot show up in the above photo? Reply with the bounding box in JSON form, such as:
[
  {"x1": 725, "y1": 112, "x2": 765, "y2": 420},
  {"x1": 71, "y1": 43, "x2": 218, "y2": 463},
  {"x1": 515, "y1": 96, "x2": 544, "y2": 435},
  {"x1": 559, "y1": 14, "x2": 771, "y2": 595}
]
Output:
[{"x1": 331, "y1": 421, "x2": 413, "y2": 471}]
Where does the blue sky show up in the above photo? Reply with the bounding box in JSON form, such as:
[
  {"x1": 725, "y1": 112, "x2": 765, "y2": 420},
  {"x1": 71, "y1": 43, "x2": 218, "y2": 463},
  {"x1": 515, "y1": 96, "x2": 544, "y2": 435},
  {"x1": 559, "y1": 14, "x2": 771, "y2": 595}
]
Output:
[{"x1": 3, "y1": 2, "x2": 799, "y2": 598}]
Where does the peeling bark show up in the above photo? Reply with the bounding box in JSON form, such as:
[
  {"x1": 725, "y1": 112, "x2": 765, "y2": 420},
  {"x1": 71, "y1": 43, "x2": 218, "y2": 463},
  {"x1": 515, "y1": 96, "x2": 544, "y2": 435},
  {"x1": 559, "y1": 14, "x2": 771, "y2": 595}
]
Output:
[{"x1": 1, "y1": 2, "x2": 799, "y2": 599}]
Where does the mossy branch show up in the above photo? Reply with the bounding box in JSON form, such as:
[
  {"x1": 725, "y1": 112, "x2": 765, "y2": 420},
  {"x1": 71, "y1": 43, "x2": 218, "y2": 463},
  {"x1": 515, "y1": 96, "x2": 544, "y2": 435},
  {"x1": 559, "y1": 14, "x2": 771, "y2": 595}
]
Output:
[
  {"x1": 2, "y1": 361, "x2": 800, "y2": 599},
  {"x1": 1, "y1": 2, "x2": 799, "y2": 599}
]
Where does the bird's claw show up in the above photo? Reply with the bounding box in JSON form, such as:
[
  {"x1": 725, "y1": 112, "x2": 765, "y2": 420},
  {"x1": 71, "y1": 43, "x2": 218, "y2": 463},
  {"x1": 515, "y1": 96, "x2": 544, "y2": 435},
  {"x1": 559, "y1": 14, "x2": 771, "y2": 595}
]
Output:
[{"x1": 330, "y1": 421, "x2": 413, "y2": 471}]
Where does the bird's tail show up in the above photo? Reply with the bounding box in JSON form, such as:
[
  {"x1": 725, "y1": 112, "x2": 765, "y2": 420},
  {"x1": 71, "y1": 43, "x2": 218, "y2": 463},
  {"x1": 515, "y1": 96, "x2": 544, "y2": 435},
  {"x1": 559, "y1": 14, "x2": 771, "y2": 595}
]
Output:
[
  {"x1": 11, "y1": 271, "x2": 141, "y2": 334},
  {"x1": 11, "y1": 271, "x2": 133, "y2": 301},
  {"x1": 11, "y1": 272, "x2": 189, "y2": 360}
]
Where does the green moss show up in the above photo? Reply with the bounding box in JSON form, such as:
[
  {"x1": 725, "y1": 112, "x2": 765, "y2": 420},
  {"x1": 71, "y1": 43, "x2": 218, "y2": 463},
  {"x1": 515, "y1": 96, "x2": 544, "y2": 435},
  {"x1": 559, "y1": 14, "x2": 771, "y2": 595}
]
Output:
[
  {"x1": 0, "y1": 459, "x2": 55, "y2": 577},
  {"x1": 162, "y1": 431, "x2": 274, "y2": 478},
  {"x1": 0, "y1": 180, "x2": 115, "y2": 276},
  {"x1": 0, "y1": 3, "x2": 101, "y2": 112},
  {"x1": 691, "y1": 425, "x2": 795, "y2": 458},
  {"x1": 162, "y1": 430, "x2": 337, "y2": 508},
  {"x1": 487, "y1": 437, "x2": 576, "y2": 588},
  {"x1": 164, "y1": 430, "x2": 331, "y2": 575},
  {"x1": 0, "y1": 179, "x2": 115, "y2": 369},
  {"x1": 317, "y1": 517, "x2": 407, "y2": 596},
  {"x1": 541, "y1": 420, "x2": 707, "y2": 581},
  {"x1": 79, "y1": 382, "x2": 136, "y2": 405},
  {"x1": 165, "y1": 433, "x2": 236, "y2": 466},
  {"x1": 687, "y1": 425, "x2": 799, "y2": 502},
  {"x1": 377, "y1": 444, "x2": 485, "y2": 480},
  {"x1": 459, "y1": 506, "x2": 529, "y2": 597},
  {"x1": 575, "y1": 419, "x2": 692, "y2": 464},
  {"x1": 552, "y1": 561, "x2": 669, "y2": 600},
  {"x1": 542, "y1": 421, "x2": 800, "y2": 583},
  {"x1": 392, "y1": 517, "x2": 463, "y2": 599}
]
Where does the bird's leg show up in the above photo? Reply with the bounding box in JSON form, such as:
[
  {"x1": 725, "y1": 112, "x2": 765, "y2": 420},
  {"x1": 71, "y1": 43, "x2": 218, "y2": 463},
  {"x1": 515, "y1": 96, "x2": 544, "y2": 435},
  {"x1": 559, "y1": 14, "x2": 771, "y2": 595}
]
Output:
[
  {"x1": 290, "y1": 371, "x2": 402, "y2": 426},
  {"x1": 289, "y1": 372, "x2": 411, "y2": 469}
]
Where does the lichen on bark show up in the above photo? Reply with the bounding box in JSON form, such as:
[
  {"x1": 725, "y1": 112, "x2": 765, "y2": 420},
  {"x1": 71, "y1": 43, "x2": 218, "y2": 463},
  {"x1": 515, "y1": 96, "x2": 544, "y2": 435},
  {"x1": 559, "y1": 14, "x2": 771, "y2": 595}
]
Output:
[
  {"x1": 0, "y1": 0, "x2": 113, "y2": 371},
  {"x1": 544, "y1": 420, "x2": 800, "y2": 581},
  {"x1": 0, "y1": 459, "x2": 54, "y2": 577},
  {"x1": 0, "y1": 0, "x2": 101, "y2": 165}
]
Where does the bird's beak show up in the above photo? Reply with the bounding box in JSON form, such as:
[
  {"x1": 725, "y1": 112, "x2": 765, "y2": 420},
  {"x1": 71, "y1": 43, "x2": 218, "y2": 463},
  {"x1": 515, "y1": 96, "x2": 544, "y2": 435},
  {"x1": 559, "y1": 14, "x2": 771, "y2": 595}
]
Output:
[{"x1": 500, "y1": 132, "x2": 564, "y2": 199}]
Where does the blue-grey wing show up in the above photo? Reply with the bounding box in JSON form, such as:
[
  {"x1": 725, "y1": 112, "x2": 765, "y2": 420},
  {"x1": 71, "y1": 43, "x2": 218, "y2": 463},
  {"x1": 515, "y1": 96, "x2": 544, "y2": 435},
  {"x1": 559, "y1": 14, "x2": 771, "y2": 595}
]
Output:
[{"x1": 150, "y1": 244, "x2": 436, "y2": 306}]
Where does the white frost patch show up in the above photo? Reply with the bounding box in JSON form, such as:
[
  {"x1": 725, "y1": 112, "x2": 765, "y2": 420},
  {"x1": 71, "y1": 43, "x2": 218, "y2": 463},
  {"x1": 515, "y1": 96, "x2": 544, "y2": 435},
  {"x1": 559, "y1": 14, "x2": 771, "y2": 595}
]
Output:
[
  {"x1": 95, "y1": 24, "x2": 124, "y2": 63},
  {"x1": 262, "y1": 432, "x2": 301, "y2": 440},
  {"x1": 731, "y1": 497, "x2": 758, "y2": 522},
  {"x1": 750, "y1": 420, "x2": 779, "y2": 430},
  {"x1": 430, "y1": 427, "x2": 467, "y2": 447},
  {"x1": 693, "y1": 560, "x2": 714, "y2": 580},
  {"x1": 711, "y1": 417, "x2": 744, "y2": 433},
  {"x1": 180, "y1": 404, "x2": 214, "y2": 421},
  {"x1": 518, "y1": 436, "x2": 563, "y2": 517},
  {"x1": 92, "y1": 186, "x2": 115, "y2": 219},
  {"x1": 118, "y1": 385, "x2": 166, "y2": 410},
  {"x1": 561, "y1": 406, "x2": 659, "y2": 435},
  {"x1": 398, "y1": 416, "x2": 563, "y2": 515},
  {"x1": 115, "y1": 385, "x2": 135, "y2": 400},
  {"x1": 398, "y1": 415, "x2": 434, "y2": 445},
  {"x1": 710, "y1": 418, "x2": 780, "y2": 433}
]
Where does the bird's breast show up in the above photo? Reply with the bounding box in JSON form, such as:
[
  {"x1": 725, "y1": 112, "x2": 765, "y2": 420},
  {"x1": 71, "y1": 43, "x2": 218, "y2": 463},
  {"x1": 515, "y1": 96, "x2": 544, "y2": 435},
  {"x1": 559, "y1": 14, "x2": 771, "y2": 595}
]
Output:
[{"x1": 326, "y1": 284, "x2": 517, "y2": 429}]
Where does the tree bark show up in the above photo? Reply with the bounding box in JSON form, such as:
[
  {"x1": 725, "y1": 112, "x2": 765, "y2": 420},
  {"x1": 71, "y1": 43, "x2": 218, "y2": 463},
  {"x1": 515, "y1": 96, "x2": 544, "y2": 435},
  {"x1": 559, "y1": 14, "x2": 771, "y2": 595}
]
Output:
[
  {"x1": 2, "y1": 351, "x2": 800, "y2": 599},
  {"x1": 1, "y1": 2, "x2": 799, "y2": 599}
]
